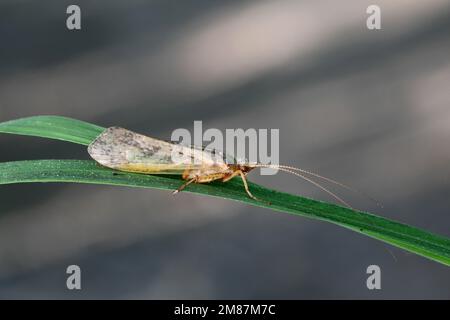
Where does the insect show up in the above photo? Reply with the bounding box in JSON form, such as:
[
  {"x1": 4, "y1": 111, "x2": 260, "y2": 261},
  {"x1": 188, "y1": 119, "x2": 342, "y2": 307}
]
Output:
[{"x1": 88, "y1": 127, "x2": 378, "y2": 207}]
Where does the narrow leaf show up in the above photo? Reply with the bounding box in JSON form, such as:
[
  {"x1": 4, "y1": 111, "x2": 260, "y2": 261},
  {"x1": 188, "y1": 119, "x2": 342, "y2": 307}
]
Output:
[{"x1": 0, "y1": 115, "x2": 104, "y2": 145}]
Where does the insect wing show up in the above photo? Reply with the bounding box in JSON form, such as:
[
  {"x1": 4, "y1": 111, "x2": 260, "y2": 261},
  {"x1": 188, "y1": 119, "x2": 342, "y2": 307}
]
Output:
[{"x1": 88, "y1": 127, "x2": 193, "y2": 174}]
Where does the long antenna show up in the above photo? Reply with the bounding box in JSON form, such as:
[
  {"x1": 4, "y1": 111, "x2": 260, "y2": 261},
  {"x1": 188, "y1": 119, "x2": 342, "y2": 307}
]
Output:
[
  {"x1": 251, "y1": 165, "x2": 352, "y2": 208},
  {"x1": 250, "y1": 163, "x2": 383, "y2": 208}
]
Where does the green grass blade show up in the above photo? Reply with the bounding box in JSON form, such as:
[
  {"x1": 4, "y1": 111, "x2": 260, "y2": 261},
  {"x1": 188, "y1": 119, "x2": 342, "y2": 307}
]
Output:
[
  {"x1": 0, "y1": 116, "x2": 449, "y2": 266},
  {"x1": 0, "y1": 115, "x2": 104, "y2": 145}
]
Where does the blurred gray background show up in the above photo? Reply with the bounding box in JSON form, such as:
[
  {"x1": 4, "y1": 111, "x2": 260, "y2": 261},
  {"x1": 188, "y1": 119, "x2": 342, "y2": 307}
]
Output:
[{"x1": 0, "y1": 0, "x2": 449, "y2": 299}]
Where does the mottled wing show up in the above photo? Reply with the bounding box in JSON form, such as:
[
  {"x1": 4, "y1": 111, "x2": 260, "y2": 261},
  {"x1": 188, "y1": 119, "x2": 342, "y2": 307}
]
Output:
[{"x1": 88, "y1": 127, "x2": 199, "y2": 174}]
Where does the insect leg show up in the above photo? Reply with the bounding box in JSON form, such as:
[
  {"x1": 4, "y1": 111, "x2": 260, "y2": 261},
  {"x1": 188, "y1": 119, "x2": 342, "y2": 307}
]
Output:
[
  {"x1": 172, "y1": 177, "x2": 197, "y2": 195},
  {"x1": 222, "y1": 170, "x2": 269, "y2": 204},
  {"x1": 221, "y1": 170, "x2": 241, "y2": 182},
  {"x1": 236, "y1": 170, "x2": 270, "y2": 205}
]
